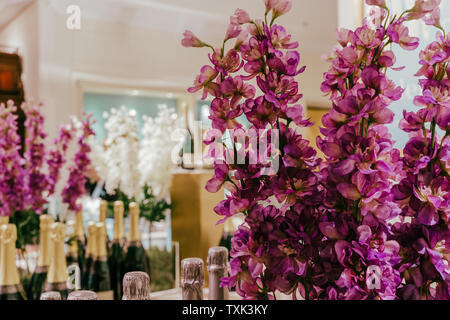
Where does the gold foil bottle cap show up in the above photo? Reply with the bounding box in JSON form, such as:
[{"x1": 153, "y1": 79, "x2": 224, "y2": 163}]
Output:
[
  {"x1": 99, "y1": 200, "x2": 108, "y2": 223},
  {"x1": 87, "y1": 222, "x2": 98, "y2": 258},
  {"x1": 122, "y1": 271, "x2": 151, "y2": 300},
  {"x1": 85, "y1": 221, "x2": 96, "y2": 256},
  {"x1": 128, "y1": 202, "x2": 141, "y2": 242},
  {"x1": 37, "y1": 215, "x2": 54, "y2": 268},
  {"x1": 181, "y1": 258, "x2": 204, "y2": 300},
  {"x1": 0, "y1": 216, "x2": 9, "y2": 225},
  {"x1": 40, "y1": 214, "x2": 54, "y2": 230},
  {"x1": 40, "y1": 291, "x2": 62, "y2": 300},
  {"x1": 95, "y1": 222, "x2": 107, "y2": 258},
  {"x1": 75, "y1": 211, "x2": 85, "y2": 241},
  {"x1": 68, "y1": 290, "x2": 98, "y2": 300},
  {"x1": 47, "y1": 222, "x2": 69, "y2": 284},
  {"x1": 0, "y1": 224, "x2": 20, "y2": 286},
  {"x1": 207, "y1": 246, "x2": 228, "y2": 272},
  {"x1": 113, "y1": 201, "x2": 125, "y2": 240}
]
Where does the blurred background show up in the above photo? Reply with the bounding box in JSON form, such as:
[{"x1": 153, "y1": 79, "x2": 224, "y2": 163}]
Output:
[{"x1": 0, "y1": 0, "x2": 448, "y2": 295}]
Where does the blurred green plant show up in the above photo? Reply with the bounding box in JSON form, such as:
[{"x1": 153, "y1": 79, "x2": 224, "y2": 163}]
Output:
[
  {"x1": 99, "y1": 185, "x2": 171, "y2": 223},
  {"x1": 147, "y1": 246, "x2": 175, "y2": 292}
]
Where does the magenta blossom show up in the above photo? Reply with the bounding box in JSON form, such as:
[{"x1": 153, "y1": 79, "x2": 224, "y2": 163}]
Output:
[
  {"x1": 186, "y1": 0, "x2": 323, "y2": 300},
  {"x1": 394, "y1": 19, "x2": 449, "y2": 299},
  {"x1": 232, "y1": 9, "x2": 251, "y2": 25},
  {"x1": 188, "y1": 65, "x2": 220, "y2": 99},
  {"x1": 387, "y1": 20, "x2": 420, "y2": 51},
  {"x1": 365, "y1": 0, "x2": 386, "y2": 8},
  {"x1": 61, "y1": 115, "x2": 95, "y2": 212},
  {"x1": 181, "y1": 30, "x2": 205, "y2": 48}
]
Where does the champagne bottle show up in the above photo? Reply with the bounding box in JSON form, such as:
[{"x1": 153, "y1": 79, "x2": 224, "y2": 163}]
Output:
[
  {"x1": 44, "y1": 222, "x2": 70, "y2": 299},
  {"x1": 68, "y1": 290, "x2": 98, "y2": 300},
  {"x1": 40, "y1": 291, "x2": 61, "y2": 300},
  {"x1": 27, "y1": 214, "x2": 54, "y2": 300},
  {"x1": 122, "y1": 271, "x2": 151, "y2": 300},
  {"x1": 108, "y1": 201, "x2": 125, "y2": 300},
  {"x1": 207, "y1": 246, "x2": 229, "y2": 300},
  {"x1": 86, "y1": 222, "x2": 98, "y2": 291},
  {"x1": 0, "y1": 224, "x2": 26, "y2": 300},
  {"x1": 75, "y1": 211, "x2": 86, "y2": 280},
  {"x1": 99, "y1": 200, "x2": 110, "y2": 250},
  {"x1": 181, "y1": 258, "x2": 204, "y2": 300},
  {"x1": 82, "y1": 221, "x2": 96, "y2": 289},
  {"x1": 90, "y1": 222, "x2": 111, "y2": 296},
  {"x1": 123, "y1": 203, "x2": 150, "y2": 276}
]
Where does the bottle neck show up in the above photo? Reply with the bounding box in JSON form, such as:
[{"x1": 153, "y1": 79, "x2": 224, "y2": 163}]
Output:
[
  {"x1": 37, "y1": 228, "x2": 51, "y2": 267},
  {"x1": 47, "y1": 236, "x2": 68, "y2": 284},
  {"x1": 113, "y1": 211, "x2": 125, "y2": 241},
  {"x1": 128, "y1": 211, "x2": 141, "y2": 242},
  {"x1": 99, "y1": 201, "x2": 107, "y2": 224},
  {"x1": 87, "y1": 228, "x2": 98, "y2": 259},
  {"x1": 0, "y1": 238, "x2": 20, "y2": 286},
  {"x1": 96, "y1": 227, "x2": 107, "y2": 259},
  {"x1": 0, "y1": 217, "x2": 8, "y2": 225},
  {"x1": 75, "y1": 212, "x2": 85, "y2": 242}
]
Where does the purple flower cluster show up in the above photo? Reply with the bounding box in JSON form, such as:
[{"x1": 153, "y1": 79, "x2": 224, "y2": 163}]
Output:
[
  {"x1": 0, "y1": 101, "x2": 28, "y2": 216},
  {"x1": 184, "y1": 0, "x2": 448, "y2": 300},
  {"x1": 0, "y1": 100, "x2": 93, "y2": 217},
  {"x1": 23, "y1": 103, "x2": 50, "y2": 213},
  {"x1": 61, "y1": 115, "x2": 95, "y2": 212},
  {"x1": 184, "y1": 0, "x2": 324, "y2": 299},
  {"x1": 393, "y1": 30, "x2": 450, "y2": 300},
  {"x1": 315, "y1": 0, "x2": 443, "y2": 300}
]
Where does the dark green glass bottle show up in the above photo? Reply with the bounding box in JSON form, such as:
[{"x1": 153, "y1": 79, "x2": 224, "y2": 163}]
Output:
[
  {"x1": 82, "y1": 221, "x2": 96, "y2": 289},
  {"x1": 108, "y1": 201, "x2": 125, "y2": 300},
  {"x1": 123, "y1": 203, "x2": 150, "y2": 276},
  {"x1": 99, "y1": 200, "x2": 111, "y2": 253},
  {"x1": 74, "y1": 211, "x2": 86, "y2": 283},
  {"x1": 89, "y1": 222, "x2": 111, "y2": 293},
  {"x1": 27, "y1": 214, "x2": 54, "y2": 300}
]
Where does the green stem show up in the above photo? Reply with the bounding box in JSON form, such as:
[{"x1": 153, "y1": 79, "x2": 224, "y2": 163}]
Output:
[
  {"x1": 430, "y1": 120, "x2": 436, "y2": 152},
  {"x1": 360, "y1": 118, "x2": 366, "y2": 137},
  {"x1": 422, "y1": 123, "x2": 428, "y2": 147},
  {"x1": 439, "y1": 132, "x2": 449, "y2": 151}
]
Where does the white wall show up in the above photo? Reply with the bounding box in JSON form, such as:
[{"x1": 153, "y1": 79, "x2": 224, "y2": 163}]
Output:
[{"x1": 1, "y1": 0, "x2": 335, "y2": 139}]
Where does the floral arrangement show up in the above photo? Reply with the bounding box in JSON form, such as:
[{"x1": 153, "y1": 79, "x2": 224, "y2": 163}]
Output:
[
  {"x1": 316, "y1": 0, "x2": 447, "y2": 301},
  {"x1": 184, "y1": 0, "x2": 449, "y2": 300},
  {"x1": 139, "y1": 104, "x2": 183, "y2": 200},
  {"x1": 0, "y1": 100, "x2": 94, "y2": 250},
  {"x1": 183, "y1": 0, "x2": 322, "y2": 299},
  {"x1": 101, "y1": 106, "x2": 143, "y2": 201},
  {"x1": 89, "y1": 105, "x2": 177, "y2": 223},
  {"x1": 393, "y1": 28, "x2": 449, "y2": 299},
  {"x1": 61, "y1": 115, "x2": 96, "y2": 212}
]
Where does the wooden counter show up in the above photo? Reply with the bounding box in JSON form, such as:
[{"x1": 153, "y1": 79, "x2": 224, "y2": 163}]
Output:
[{"x1": 170, "y1": 169, "x2": 225, "y2": 285}]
